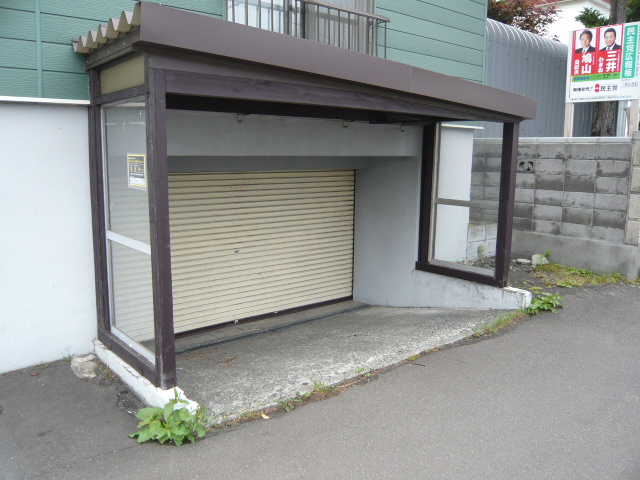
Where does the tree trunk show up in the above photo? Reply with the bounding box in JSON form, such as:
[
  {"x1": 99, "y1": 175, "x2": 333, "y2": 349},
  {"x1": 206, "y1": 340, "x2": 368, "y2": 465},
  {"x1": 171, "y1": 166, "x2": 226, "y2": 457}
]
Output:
[
  {"x1": 610, "y1": 0, "x2": 628, "y2": 24},
  {"x1": 592, "y1": 0, "x2": 628, "y2": 136}
]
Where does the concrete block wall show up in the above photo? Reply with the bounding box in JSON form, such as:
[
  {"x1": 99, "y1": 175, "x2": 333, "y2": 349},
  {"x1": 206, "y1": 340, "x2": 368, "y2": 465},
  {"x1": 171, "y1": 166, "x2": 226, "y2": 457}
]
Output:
[
  {"x1": 513, "y1": 138, "x2": 634, "y2": 246},
  {"x1": 628, "y1": 132, "x2": 640, "y2": 245},
  {"x1": 510, "y1": 136, "x2": 640, "y2": 279},
  {"x1": 471, "y1": 139, "x2": 501, "y2": 224}
]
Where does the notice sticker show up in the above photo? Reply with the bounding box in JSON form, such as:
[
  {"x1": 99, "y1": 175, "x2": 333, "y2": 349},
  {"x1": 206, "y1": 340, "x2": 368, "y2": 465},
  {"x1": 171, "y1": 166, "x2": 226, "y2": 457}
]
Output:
[{"x1": 127, "y1": 154, "x2": 147, "y2": 190}]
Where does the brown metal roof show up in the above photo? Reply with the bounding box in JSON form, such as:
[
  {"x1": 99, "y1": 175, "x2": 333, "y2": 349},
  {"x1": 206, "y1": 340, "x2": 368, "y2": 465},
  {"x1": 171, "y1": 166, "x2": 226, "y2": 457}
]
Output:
[{"x1": 73, "y1": 2, "x2": 536, "y2": 121}]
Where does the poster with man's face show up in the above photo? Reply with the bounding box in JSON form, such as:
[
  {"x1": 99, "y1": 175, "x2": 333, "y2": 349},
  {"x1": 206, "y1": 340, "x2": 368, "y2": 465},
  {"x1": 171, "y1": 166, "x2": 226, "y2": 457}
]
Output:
[{"x1": 572, "y1": 29, "x2": 596, "y2": 75}]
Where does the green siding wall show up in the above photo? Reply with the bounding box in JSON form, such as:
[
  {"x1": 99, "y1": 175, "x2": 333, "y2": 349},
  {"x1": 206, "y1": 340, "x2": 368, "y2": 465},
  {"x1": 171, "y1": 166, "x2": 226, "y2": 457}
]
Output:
[
  {"x1": 377, "y1": 0, "x2": 487, "y2": 83},
  {"x1": 0, "y1": 0, "x2": 225, "y2": 100},
  {"x1": 0, "y1": 0, "x2": 486, "y2": 99}
]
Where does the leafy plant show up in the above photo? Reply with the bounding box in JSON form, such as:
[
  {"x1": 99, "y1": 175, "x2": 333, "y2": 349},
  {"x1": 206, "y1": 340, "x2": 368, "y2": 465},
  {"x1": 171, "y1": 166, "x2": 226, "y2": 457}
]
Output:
[
  {"x1": 477, "y1": 244, "x2": 486, "y2": 259},
  {"x1": 543, "y1": 250, "x2": 552, "y2": 259},
  {"x1": 130, "y1": 389, "x2": 208, "y2": 446},
  {"x1": 527, "y1": 293, "x2": 563, "y2": 314}
]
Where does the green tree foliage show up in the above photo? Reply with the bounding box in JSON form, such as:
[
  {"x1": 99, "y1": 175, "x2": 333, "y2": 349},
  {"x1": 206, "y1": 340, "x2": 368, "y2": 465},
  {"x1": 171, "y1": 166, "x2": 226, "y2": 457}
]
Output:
[
  {"x1": 575, "y1": 7, "x2": 609, "y2": 27},
  {"x1": 487, "y1": 0, "x2": 559, "y2": 35},
  {"x1": 628, "y1": 0, "x2": 640, "y2": 21},
  {"x1": 576, "y1": 0, "x2": 640, "y2": 26}
]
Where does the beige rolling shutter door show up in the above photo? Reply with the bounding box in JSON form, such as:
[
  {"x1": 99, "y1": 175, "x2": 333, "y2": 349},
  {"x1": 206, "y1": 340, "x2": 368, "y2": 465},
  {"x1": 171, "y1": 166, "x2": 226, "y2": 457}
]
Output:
[{"x1": 169, "y1": 170, "x2": 354, "y2": 333}]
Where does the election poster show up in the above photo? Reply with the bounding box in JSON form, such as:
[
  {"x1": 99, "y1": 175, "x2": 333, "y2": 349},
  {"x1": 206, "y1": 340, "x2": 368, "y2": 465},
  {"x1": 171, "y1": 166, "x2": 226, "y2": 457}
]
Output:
[{"x1": 567, "y1": 23, "x2": 640, "y2": 102}]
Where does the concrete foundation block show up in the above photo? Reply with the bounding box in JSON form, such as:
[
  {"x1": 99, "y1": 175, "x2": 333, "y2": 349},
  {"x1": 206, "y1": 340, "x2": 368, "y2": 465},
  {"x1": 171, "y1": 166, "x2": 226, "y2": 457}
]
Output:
[
  {"x1": 597, "y1": 160, "x2": 631, "y2": 178},
  {"x1": 485, "y1": 157, "x2": 502, "y2": 172},
  {"x1": 533, "y1": 205, "x2": 563, "y2": 222},
  {"x1": 468, "y1": 224, "x2": 487, "y2": 242},
  {"x1": 633, "y1": 135, "x2": 640, "y2": 166},
  {"x1": 513, "y1": 217, "x2": 533, "y2": 231},
  {"x1": 562, "y1": 207, "x2": 593, "y2": 225},
  {"x1": 471, "y1": 156, "x2": 484, "y2": 172},
  {"x1": 517, "y1": 141, "x2": 539, "y2": 159},
  {"x1": 517, "y1": 160, "x2": 535, "y2": 173},
  {"x1": 597, "y1": 141, "x2": 632, "y2": 160},
  {"x1": 563, "y1": 191, "x2": 595, "y2": 209},
  {"x1": 516, "y1": 173, "x2": 535, "y2": 188},
  {"x1": 566, "y1": 159, "x2": 597, "y2": 176},
  {"x1": 516, "y1": 188, "x2": 534, "y2": 204},
  {"x1": 591, "y1": 226, "x2": 625, "y2": 244},
  {"x1": 483, "y1": 212, "x2": 499, "y2": 223},
  {"x1": 560, "y1": 222, "x2": 592, "y2": 239},
  {"x1": 483, "y1": 186, "x2": 500, "y2": 201},
  {"x1": 533, "y1": 219, "x2": 560, "y2": 235},
  {"x1": 471, "y1": 172, "x2": 483, "y2": 186},
  {"x1": 535, "y1": 174, "x2": 564, "y2": 191},
  {"x1": 514, "y1": 202, "x2": 533, "y2": 219},
  {"x1": 625, "y1": 220, "x2": 640, "y2": 245},
  {"x1": 538, "y1": 142, "x2": 567, "y2": 160},
  {"x1": 631, "y1": 167, "x2": 640, "y2": 193},
  {"x1": 593, "y1": 209, "x2": 627, "y2": 229},
  {"x1": 483, "y1": 172, "x2": 501, "y2": 187},
  {"x1": 534, "y1": 189, "x2": 563, "y2": 206},
  {"x1": 629, "y1": 194, "x2": 640, "y2": 219},
  {"x1": 564, "y1": 175, "x2": 595, "y2": 193},
  {"x1": 567, "y1": 142, "x2": 599, "y2": 160},
  {"x1": 512, "y1": 230, "x2": 640, "y2": 279},
  {"x1": 595, "y1": 177, "x2": 629, "y2": 194},
  {"x1": 534, "y1": 158, "x2": 565, "y2": 175},
  {"x1": 470, "y1": 186, "x2": 484, "y2": 200},
  {"x1": 594, "y1": 193, "x2": 629, "y2": 212},
  {"x1": 478, "y1": 141, "x2": 503, "y2": 157}
]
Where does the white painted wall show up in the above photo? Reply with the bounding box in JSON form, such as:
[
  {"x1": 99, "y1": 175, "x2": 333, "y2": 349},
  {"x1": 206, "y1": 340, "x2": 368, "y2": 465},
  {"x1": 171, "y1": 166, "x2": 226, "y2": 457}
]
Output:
[
  {"x1": 0, "y1": 103, "x2": 97, "y2": 374},
  {"x1": 353, "y1": 154, "x2": 528, "y2": 310},
  {"x1": 167, "y1": 111, "x2": 528, "y2": 310},
  {"x1": 546, "y1": 0, "x2": 610, "y2": 45}
]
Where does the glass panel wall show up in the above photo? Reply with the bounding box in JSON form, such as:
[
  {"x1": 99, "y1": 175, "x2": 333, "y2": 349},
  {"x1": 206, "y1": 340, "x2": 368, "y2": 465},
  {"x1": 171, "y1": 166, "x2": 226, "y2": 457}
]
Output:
[
  {"x1": 430, "y1": 122, "x2": 504, "y2": 277},
  {"x1": 102, "y1": 99, "x2": 155, "y2": 363}
]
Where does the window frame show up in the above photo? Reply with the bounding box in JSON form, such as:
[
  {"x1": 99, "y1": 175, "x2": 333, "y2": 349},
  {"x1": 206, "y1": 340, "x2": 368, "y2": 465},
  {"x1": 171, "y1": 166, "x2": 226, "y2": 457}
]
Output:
[{"x1": 416, "y1": 122, "x2": 519, "y2": 288}]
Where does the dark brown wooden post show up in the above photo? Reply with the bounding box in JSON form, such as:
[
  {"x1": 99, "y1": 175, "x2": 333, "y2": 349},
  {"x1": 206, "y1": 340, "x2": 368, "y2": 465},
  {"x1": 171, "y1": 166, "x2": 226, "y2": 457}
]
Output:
[
  {"x1": 495, "y1": 122, "x2": 520, "y2": 287},
  {"x1": 418, "y1": 124, "x2": 436, "y2": 263},
  {"x1": 146, "y1": 60, "x2": 177, "y2": 389},
  {"x1": 88, "y1": 69, "x2": 111, "y2": 336}
]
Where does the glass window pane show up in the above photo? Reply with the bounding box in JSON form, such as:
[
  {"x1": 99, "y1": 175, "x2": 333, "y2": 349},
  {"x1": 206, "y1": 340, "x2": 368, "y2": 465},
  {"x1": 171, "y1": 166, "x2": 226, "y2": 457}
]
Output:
[
  {"x1": 109, "y1": 241, "x2": 155, "y2": 360},
  {"x1": 104, "y1": 101, "x2": 150, "y2": 243},
  {"x1": 431, "y1": 122, "x2": 503, "y2": 275}
]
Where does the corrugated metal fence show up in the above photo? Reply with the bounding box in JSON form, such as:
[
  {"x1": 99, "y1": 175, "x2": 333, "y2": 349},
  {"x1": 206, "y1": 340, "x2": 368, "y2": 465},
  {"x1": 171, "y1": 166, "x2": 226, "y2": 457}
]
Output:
[{"x1": 484, "y1": 19, "x2": 594, "y2": 137}]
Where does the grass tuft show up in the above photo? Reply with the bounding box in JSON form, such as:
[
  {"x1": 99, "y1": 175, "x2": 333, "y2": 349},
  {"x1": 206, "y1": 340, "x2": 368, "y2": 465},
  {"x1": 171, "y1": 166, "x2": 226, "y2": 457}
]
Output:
[
  {"x1": 472, "y1": 310, "x2": 528, "y2": 338},
  {"x1": 532, "y1": 263, "x2": 639, "y2": 288}
]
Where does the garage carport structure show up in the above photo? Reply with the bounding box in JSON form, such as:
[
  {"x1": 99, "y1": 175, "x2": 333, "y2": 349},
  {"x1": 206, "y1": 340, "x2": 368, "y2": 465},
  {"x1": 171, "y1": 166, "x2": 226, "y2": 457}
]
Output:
[{"x1": 75, "y1": 2, "x2": 536, "y2": 390}]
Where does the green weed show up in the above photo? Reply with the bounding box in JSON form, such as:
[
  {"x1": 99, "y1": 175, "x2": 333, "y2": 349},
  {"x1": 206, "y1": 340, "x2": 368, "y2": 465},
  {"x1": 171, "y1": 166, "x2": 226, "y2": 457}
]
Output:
[
  {"x1": 527, "y1": 292, "x2": 563, "y2": 314},
  {"x1": 130, "y1": 389, "x2": 208, "y2": 446}
]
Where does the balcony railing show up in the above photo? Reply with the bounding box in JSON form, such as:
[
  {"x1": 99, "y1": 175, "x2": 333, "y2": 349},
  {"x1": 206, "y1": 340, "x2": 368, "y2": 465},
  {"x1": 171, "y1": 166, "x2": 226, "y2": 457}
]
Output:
[{"x1": 228, "y1": 0, "x2": 389, "y2": 57}]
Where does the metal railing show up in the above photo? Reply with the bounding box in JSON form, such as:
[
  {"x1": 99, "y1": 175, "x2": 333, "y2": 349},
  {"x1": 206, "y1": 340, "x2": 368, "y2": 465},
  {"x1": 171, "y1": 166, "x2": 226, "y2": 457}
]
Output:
[{"x1": 228, "y1": 0, "x2": 389, "y2": 57}]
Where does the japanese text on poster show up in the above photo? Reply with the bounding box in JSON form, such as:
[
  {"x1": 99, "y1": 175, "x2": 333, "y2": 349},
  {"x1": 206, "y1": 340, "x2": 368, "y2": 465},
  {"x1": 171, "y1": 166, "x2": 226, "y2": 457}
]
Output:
[{"x1": 567, "y1": 23, "x2": 640, "y2": 102}]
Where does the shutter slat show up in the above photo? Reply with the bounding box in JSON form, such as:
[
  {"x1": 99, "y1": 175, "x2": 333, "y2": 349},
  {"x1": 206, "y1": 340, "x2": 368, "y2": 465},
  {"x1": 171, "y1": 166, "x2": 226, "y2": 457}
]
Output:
[{"x1": 169, "y1": 170, "x2": 354, "y2": 332}]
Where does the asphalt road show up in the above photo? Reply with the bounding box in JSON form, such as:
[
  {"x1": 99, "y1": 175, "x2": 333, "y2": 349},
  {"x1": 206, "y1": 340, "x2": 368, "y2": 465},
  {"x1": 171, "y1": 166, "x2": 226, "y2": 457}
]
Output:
[{"x1": 2, "y1": 283, "x2": 639, "y2": 479}]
